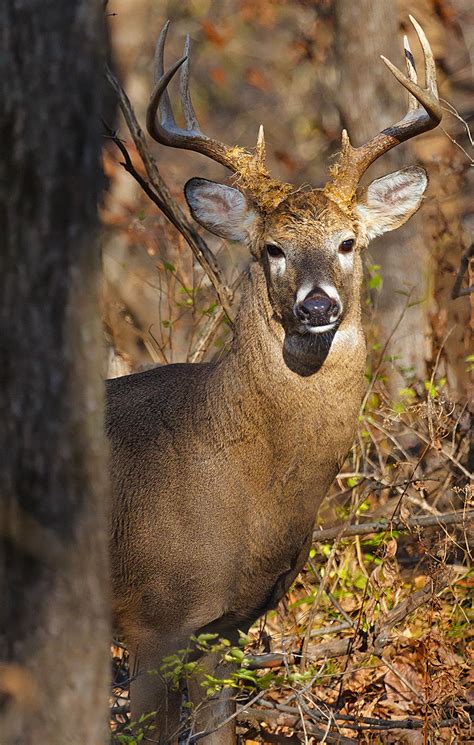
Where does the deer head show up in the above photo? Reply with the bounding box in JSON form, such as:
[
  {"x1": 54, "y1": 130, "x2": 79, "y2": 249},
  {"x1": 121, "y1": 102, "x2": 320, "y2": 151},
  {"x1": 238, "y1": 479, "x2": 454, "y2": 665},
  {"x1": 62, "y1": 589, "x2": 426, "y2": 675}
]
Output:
[{"x1": 147, "y1": 18, "x2": 441, "y2": 376}]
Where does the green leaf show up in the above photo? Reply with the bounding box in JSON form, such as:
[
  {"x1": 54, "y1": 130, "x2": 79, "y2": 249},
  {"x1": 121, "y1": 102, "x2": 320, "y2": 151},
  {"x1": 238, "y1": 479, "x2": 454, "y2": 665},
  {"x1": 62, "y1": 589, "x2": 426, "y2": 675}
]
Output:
[
  {"x1": 368, "y1": 274, "x2": 382, "y2": 290},
  {"x1": 203, "y1": 302, "x2": 217, "y2": 316},
  {"x1": 424, "y1": 380, "x2": 438, "y2": 398},
  {"x1": 195, "y1": 633, "x2": 219, "y2": 643}
]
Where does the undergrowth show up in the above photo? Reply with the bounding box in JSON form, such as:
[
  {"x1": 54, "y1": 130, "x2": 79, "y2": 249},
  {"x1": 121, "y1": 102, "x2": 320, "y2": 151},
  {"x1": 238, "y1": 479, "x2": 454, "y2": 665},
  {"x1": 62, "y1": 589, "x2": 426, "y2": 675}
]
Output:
[{"x1": 110, "y1": 389, "x2": 472, "y2": 744}]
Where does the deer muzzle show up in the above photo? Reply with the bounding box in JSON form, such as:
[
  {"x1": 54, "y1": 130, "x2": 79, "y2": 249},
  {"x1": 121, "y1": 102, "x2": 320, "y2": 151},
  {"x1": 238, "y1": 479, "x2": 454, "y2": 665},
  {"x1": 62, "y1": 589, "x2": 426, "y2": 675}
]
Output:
[{"x1": 294, "y1": 288, "x2": 341, "y2": 331}]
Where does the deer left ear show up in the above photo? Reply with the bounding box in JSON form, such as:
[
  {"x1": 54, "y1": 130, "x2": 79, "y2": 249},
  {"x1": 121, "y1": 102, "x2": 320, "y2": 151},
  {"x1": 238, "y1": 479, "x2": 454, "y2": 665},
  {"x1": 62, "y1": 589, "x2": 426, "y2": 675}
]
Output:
[
  {"x1": 355, "y1": 166, "x2": 427, "y2": 242},
  {"x1": 184, "y1": 178, "x2": 256, "y2": 241}
]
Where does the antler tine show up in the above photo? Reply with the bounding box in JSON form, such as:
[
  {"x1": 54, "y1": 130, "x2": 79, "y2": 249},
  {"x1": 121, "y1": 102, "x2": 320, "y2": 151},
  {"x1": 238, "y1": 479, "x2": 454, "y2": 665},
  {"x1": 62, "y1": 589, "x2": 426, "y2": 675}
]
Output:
[
  {"x1": 409, "y1": 15, "x2": 438, "y2": 99},
  {"x1": 180, "y1": 34, "x2": 201, "y2": 132},
  {"x1": 324, "y1": 17, "x2": 442, "y2": 207},
  {"x1": 403, "y1": 35, "x2": 418, "y2": 113},
  {"x1": 146, "y1": 22, "x2": 254, "y2": 173},
  {"x1": 152, "y1": 20, "x2": 178, "y2": 130}
]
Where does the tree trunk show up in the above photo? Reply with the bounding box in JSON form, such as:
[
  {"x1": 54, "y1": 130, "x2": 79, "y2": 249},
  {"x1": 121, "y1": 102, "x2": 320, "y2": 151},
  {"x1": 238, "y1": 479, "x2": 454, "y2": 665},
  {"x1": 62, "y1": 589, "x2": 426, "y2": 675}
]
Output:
[
  {"x1": 334, "y1": 0, "x2": 430, "y2": 395},
  {"x1": 0, "y1": 2, "x2": 110, "y2": 744}
]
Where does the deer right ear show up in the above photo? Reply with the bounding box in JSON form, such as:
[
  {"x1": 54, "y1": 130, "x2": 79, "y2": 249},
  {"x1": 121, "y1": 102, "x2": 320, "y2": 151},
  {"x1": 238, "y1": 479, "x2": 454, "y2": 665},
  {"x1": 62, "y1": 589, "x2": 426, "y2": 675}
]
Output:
[
  {"x1": 185, "y1": 178, "x2": 256, "y2": 241},
  {"x1": 355, "y1": 166, "x2": 427, "y2": 242}
]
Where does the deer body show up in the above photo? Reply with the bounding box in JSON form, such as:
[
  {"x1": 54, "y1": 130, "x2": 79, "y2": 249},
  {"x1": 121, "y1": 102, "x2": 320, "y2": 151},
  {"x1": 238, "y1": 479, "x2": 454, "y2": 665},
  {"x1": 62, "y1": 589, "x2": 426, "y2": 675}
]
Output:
[
  {"x1": 108, "y1": 258, "x2": 365, "y2": 742},
  {"x1": 108, "y1": 263, "x2": 365, "y2": 640},
  {"x1": 108, "y1": 17, "x2": 441, "y2": 744}
]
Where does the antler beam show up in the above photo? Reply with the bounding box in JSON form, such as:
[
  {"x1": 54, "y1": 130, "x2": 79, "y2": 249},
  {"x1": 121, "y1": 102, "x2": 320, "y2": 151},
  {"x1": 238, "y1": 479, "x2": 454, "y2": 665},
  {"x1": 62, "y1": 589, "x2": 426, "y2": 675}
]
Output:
[
  {"x1": 146, "y1": 21, "x2": 255, "y2": 173},
  {"x1": 324, "y1": 15, "x2": 442, "y2": 207}
]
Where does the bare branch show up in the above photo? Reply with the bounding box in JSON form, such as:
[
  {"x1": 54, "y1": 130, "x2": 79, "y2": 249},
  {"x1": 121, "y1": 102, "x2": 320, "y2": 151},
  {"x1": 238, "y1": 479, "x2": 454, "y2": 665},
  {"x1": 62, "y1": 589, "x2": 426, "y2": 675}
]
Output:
[
  {"x1": 313, "y1": 509, "x2": 474, "y2": 543},
  {"x1": 189, "y1": 307, "x2": 227, "y2": 363},
  {"x1": 104, "y1": 65, "x2": 235, "y2": 321}
]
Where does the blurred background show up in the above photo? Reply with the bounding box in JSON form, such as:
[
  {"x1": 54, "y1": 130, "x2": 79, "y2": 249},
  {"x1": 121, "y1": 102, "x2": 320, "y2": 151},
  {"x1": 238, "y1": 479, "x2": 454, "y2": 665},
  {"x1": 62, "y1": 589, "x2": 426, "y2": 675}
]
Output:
[{"x1": 102, "y1": 0, "x2": 472, "y2": 402}]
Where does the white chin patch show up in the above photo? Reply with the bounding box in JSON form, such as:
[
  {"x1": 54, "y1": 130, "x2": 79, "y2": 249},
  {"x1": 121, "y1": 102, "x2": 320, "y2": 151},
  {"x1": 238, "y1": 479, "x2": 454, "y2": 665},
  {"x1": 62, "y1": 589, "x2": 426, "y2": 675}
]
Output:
[{"x1": 307, "y1": 322, "x2": 337, "y2": 334}]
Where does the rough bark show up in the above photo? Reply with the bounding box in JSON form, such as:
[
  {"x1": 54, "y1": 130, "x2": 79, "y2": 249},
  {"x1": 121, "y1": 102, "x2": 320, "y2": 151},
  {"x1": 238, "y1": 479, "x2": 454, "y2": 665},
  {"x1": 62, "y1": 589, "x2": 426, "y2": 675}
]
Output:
[
  {"x1": 0, "y1": 2, "x2": 110, "y2": 744},
  {"x1": 334, "y1": 0, "x2": 430, "y2": 393}
]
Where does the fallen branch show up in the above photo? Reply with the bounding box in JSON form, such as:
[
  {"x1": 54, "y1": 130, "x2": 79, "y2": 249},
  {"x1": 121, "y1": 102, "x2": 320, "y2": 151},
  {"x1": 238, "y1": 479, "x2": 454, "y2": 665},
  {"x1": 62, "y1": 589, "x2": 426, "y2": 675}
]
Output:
[
  {"x1": 236, "y1": 707, "x2": 353, "y2": 744},
  {"x1": 244, "y1": 638, "x2": 352, "y2": 669},
  {"x1": 104, "y1": 66, "x2": 235, "y2": 321},
  {"x1": 237, "y1": 704, "x2": 469, "y2": 739},
  {"x1": 313, "y1": 509, "x2": 474, "y2": 543}
]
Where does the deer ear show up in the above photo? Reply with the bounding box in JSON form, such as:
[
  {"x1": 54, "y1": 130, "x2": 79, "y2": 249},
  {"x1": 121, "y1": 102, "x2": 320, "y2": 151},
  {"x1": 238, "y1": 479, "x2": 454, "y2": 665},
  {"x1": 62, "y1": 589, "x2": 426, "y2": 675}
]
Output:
[
  {"x1": 184, "y1": 178, "x2": 256, "y2": 241},
  {"x1": 355, "y1": 166, "x2": 427, "y2": 242}
]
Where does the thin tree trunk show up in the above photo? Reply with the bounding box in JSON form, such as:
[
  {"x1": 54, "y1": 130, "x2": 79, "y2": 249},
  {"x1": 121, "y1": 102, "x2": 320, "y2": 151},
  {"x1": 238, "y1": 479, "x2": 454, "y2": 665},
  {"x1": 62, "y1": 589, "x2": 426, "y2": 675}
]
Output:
[
  {"x1": 335, "y1": 0, "x2": 430, "y2": 394},
  {"x1": 0, "y1": 2, "x2": 110, "y2": 743}
]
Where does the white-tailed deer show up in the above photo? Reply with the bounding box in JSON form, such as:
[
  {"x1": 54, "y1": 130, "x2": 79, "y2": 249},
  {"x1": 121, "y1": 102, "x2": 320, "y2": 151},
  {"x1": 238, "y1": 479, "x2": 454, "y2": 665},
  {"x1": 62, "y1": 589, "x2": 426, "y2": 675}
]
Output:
[{"x1": 107, "y1": 17, "x2": 441, "y2": 744}]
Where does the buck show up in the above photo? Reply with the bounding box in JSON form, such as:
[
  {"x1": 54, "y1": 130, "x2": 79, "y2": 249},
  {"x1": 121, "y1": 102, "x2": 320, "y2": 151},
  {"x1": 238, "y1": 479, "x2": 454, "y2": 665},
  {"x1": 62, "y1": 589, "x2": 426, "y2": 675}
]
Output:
[{"x1": 107, "y1": 17, "x2": 441, "y2": 744}]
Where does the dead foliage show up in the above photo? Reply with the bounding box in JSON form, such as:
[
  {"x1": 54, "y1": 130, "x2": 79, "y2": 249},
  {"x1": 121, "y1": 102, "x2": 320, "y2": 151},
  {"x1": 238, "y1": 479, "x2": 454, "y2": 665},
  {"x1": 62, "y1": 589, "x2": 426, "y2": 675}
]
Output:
[{"x1": 110, "y1": 391, "x2": 472, "y2": 743}]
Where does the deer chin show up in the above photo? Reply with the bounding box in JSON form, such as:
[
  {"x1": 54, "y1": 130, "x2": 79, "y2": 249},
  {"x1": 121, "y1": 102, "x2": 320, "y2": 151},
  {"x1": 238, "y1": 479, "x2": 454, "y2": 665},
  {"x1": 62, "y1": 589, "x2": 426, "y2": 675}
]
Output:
[{"x1": 282, "y1": 327, "x2": 337, "y2": 377}]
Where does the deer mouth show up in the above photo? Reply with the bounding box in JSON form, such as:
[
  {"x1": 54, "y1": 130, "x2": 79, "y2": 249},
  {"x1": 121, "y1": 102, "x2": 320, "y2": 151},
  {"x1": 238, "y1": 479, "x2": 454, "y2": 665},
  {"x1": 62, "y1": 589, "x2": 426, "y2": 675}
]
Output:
[
  {"x1": 282, "y1": 325, "x2": 338, "y2": 377},
  {"x1": 303, "y1": 321, "x2": 338, "y2": 334}
]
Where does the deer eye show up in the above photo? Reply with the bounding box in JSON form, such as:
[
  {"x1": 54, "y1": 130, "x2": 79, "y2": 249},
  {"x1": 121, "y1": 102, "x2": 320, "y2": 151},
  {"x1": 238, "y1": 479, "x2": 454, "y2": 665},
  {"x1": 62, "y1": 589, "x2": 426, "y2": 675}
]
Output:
[
  {"x1": 266, "y1": 243, "x2": 285, "y2": 259},
  {"x1": 339, "y1": 238, "x2": 355, "y2": 253}
]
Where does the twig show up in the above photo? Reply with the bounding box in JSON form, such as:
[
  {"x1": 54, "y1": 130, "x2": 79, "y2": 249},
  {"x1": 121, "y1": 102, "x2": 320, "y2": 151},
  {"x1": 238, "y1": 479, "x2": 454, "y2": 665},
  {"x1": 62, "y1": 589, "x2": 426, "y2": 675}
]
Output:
[
  {"x1": 300, "y1": 699, "x2": 438, "y2": 731},
  {"x1": 243, "y1": 638, "x2": 352, "y2": 668},
  {"x1": 188, "y1": 307, "x2": 226, "y2": 363},
  {"x1": 312, "y1": 509, "x2": 474, "y2": 543},
  {"x1": 189, "y1": 273, "x2": 245, "y2": 362},
  {"x1": 104, "y1": 66, "x2": 235, "y2": 320},
  {"x1": 373, "y1": 569, "x2": 454, "y2": 651},
  {"x1": 360, "y1": 290, "x2": 413, "y2": 415},
  {"x1": 400, "y1": 420, "x2": 471, "y2": 478},
  {"x1": 245, "y1": 652, "x2": 295, "y2": 670},
  {"x1": 440, "y1": 98, "x2": 474, "y2": 147}
]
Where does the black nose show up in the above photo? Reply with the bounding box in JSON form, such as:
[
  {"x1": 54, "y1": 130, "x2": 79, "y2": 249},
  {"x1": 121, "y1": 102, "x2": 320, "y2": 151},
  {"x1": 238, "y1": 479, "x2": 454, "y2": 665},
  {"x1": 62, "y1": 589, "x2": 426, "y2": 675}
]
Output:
[{"x1": 294, "y1": 290, "x2": 340, "y2": 327}]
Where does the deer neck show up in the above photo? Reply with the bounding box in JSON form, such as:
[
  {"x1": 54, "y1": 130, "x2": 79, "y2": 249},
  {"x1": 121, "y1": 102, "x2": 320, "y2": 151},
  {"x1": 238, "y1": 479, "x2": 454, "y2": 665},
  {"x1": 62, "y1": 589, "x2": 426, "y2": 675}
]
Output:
[{"x1": 213, "y1": 262, "x2": 366, "y2": 450}]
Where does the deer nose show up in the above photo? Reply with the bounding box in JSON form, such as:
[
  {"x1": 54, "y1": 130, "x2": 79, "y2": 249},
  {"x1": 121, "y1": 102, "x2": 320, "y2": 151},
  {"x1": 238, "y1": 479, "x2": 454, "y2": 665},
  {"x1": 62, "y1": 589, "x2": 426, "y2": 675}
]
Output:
[{"x1": 294, "y1": 289, "x2": 341, "y2": 327}]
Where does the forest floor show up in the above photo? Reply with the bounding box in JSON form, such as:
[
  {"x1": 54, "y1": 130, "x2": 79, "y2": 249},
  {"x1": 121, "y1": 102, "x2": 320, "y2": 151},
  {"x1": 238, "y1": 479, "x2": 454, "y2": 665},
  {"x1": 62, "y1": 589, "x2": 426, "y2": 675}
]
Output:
[{"x1": 110, "y1": 391, "x2": 473, "y2": 744}]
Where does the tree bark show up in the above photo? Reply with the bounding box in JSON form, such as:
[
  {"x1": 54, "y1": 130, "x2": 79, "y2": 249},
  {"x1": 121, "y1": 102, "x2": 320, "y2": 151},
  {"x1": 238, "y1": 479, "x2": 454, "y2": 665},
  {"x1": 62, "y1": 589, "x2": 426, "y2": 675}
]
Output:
[
  {"x1": 334, "y1": 0, "x2": 430, "y2": 394},
  {"x1": 0, "y1": 2, "x2": 110, "y2": 744}
]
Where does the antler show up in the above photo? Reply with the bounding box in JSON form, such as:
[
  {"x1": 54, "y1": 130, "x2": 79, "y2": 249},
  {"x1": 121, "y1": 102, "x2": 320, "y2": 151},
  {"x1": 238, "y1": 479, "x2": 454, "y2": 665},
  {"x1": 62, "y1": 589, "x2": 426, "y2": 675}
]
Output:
[
  {"x1": 146, "y1": 22, "x2": 292, "y2": 210},
  {"x1": 324, "y1": 16, "x2": 442, "y2": 207},
  {"x1": 147, "y1": 21, "x2": 262, "y2": 173}
]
